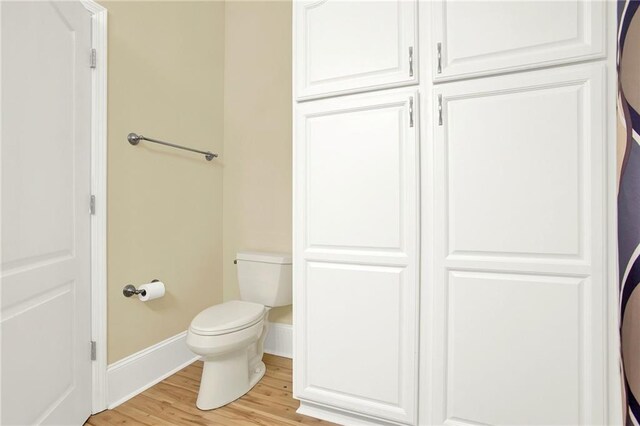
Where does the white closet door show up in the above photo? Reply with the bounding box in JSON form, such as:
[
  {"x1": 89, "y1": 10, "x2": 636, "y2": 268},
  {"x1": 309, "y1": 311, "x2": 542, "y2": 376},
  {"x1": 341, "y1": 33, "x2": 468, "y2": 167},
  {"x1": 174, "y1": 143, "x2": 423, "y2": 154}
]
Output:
[
  {"x1": 294, "y1": 89, "x2": 419, "y2": 424},
  {"x1": 428, "y1": 63, "x2": 606, "y2": 425},
  {"x1": 431, "y1": 0, "x2": 605, "y2": 81},
  {"x1": 294, "y1": 0, "x2": 417, "y2": 101}
]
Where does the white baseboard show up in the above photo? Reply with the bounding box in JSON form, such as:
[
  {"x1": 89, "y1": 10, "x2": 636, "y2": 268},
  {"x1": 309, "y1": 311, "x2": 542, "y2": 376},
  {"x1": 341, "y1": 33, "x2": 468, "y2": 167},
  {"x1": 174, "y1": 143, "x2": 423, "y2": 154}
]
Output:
[
  {"x1": 264, "y1": 322, "x2": 292, "y2": 358},
  {"x1": 298, "y1": 401, "x2": 404, "y2": 426},
  {"x1": 107, "y1": 330, "x2": 199, "y2": 409},
  {"x1": 106, "y1": 322, "x2": 291, "y2": 409}
]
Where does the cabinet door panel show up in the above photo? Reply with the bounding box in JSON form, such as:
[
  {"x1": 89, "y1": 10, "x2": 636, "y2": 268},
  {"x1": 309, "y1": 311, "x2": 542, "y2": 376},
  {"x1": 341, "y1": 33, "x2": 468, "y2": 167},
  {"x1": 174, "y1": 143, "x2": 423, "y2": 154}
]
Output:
[
  {"x1": 428, "y1": 64, "x2": 606, "y2": 425},
  {"x1": 305, "y1": 263, "x2": 404, "y2": 405},
  {"x1": 307, "y1": 108, "x2": 402, "y2": 250},
  {"x1": 445, "y1": 271, "x2": 584, "y2": 425},
  {"x1": 432, "y1": 0, "x2": 605, "y2": 81},
  {"x1": 294, "y1": 89, "x2": 419, "y2": 424},
  {"x1": 295, "y1": 0, "x2": 417, "y2": 100}
]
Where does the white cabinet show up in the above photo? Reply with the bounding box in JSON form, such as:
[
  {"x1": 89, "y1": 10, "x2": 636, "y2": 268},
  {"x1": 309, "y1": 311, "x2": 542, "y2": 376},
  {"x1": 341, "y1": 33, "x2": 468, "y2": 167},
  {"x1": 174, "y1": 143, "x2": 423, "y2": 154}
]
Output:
[
  {"x1": 293, "y1": 89, "x2": 419, "y2": 425},
  {"x1": 293, "y1": 2, "x2": 617, "y2": 426},
  {"x1": 294, "y1": 0, "x2": 418, "y2": 100},
  {"x1": 431, "y1": 0, "x2": 605, "y2": 81},
  {"x1": 428, "y1": 63, "x2": 607, "y2": 425}
]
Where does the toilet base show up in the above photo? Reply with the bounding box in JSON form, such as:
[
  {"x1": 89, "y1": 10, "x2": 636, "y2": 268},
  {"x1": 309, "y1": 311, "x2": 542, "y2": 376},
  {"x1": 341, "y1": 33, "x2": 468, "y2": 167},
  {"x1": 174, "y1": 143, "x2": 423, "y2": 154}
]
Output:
[
  {"x1": 196, "y1": 353, "x2": 266, "y2": 411},
  {"x1": 188, "y1": 306, "x2": 271, "y2": 411}
]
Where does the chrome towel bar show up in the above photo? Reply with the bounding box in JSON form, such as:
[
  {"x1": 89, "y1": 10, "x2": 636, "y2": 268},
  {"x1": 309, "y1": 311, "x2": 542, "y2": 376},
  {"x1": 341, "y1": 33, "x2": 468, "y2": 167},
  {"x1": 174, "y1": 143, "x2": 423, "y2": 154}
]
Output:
[{"x1": 127, "y1": 132, "x2": 218, "y2": 161}]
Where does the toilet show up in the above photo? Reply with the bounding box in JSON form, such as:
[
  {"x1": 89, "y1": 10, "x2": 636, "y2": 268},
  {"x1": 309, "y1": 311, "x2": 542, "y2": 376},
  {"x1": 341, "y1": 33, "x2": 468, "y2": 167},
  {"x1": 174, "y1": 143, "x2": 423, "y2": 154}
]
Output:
[{"x1": 186, "y1": 251, "x2": 292, "y2": 410}]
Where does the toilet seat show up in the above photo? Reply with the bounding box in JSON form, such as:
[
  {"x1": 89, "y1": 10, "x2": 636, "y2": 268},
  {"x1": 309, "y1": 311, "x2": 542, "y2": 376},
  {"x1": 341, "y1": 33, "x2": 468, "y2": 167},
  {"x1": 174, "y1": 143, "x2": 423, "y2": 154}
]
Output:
[{"x1": 190, "y1": 300, "x2": 265, "y2": 336}]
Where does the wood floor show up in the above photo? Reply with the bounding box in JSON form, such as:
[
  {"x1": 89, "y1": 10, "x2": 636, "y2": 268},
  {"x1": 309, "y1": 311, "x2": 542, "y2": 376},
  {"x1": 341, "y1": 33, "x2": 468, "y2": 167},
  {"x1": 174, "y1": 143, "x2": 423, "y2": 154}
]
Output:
[{"x1": 86, "y1": 354, "x2": 335, "y2": 425}]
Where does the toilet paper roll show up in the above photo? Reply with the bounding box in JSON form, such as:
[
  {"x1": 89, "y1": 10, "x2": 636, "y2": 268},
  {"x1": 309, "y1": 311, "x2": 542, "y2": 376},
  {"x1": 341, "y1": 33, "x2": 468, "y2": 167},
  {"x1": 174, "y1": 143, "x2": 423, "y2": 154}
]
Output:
[{"x1": 138, "y1": 281, "x2": 165, "y2": 302}]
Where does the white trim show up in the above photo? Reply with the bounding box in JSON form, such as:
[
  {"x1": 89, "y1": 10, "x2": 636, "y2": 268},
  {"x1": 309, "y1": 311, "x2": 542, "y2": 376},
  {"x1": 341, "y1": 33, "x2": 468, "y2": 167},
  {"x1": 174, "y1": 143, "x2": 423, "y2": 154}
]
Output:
[
  {"x1": 606, "y1": 1, "x2": 623, "y2": 424},
  {"x1": 106, "y1": 323, "x2": 292, "y2": 410},
  {"x1": 264, "y1": 322, "x2": 293, "y2": 359},
  {"x1": 80, "y1": 0, "x2": 108, "y2": 414},
  {"x1": 298, "y1": 401, "x2": 406, "y2": 426},
  {"x1": 107, "y1": 331, "x2": 199, "y2": 409},
  {"x1": 0, "y1": 2, "x2": 4, "y2": 422}
]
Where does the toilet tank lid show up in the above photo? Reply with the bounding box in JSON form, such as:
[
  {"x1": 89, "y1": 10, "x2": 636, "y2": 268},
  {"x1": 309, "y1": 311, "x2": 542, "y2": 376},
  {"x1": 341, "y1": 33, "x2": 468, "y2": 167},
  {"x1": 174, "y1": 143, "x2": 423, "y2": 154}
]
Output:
[{"x1": 236, "y1": 251, "x2": 292, "y2": 265}]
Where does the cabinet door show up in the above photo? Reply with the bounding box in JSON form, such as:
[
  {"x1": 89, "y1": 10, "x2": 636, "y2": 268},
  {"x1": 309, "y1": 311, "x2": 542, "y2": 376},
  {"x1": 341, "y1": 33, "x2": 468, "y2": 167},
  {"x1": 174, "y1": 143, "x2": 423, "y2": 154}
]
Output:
[
  {"x1": 431, "y1": 1, "x2": 605, "y2": 81},
  {"x1": 427, "y1": 64, "x2": 606, "y2": 425},
  {"x1": 293, "y1": 89, "x2": 419, "y2": 424},
  {"x1": 294, "y1": 0, "x2": 417, "y2": 101}
]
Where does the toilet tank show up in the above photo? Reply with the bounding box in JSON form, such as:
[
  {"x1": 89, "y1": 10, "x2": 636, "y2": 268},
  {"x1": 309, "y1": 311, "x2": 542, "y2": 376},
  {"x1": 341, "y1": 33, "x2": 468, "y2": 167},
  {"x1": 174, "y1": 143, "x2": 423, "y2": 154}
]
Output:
[{"x1": 236, "y1": 251, "x2": 292, "y2": 307}]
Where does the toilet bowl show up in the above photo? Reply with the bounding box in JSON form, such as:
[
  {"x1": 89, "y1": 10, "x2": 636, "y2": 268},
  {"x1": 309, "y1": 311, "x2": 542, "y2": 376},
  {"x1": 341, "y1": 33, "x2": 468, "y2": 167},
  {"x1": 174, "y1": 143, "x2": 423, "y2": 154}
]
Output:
[
  {"x1": 186, "y1": 251, "x2": 292, "y2": 410},
  {"x1": 186, "y1": 300, "x2": 270, "y2": 409}
]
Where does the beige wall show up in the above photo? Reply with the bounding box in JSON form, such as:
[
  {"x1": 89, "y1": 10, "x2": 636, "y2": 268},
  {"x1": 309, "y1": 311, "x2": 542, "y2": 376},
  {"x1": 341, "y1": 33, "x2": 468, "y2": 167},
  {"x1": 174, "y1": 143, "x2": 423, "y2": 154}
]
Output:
[
  {"x1": 102, "y1": 1, "x2": 226, "y2": 363},
  {"x1": 222, "y1": 1, "x2": 293, "y2": 324},
  {"x1": 103, "y1": 0, "x2": 293, "y2": 363}
]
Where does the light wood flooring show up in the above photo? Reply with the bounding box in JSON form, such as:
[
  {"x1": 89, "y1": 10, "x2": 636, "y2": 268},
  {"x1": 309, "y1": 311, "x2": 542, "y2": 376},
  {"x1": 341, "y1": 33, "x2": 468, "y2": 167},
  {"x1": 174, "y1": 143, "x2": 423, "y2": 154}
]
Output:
[{"x1": 86, "y1": 354, "x2": 335, "y2": 425}]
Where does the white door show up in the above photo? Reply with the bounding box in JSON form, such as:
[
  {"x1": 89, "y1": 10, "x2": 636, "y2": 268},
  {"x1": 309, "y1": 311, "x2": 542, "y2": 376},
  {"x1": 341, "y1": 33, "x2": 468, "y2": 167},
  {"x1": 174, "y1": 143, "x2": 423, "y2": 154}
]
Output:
[
  {"x1": 427, "y1": 63, "x2": 606, "y2": 425},
  {"x1": 294, "y1": 0, "x2": 417, "y2": 101},
  {"x1": 1, "y1": 1, "x2": 93, "y2": 424},
  {"x1": 294, "y1": 89, "x2": 419, "y2": 424},
  {"x1": 431, "y1": 0, "x2": 605, "y2": 81}
]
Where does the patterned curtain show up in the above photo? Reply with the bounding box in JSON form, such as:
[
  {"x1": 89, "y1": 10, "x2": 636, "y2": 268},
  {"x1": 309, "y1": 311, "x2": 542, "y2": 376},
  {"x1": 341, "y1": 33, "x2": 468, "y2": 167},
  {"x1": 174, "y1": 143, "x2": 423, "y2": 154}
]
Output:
[{"x1": 619, "y1": 1, "x2": 640, "y2": 424}]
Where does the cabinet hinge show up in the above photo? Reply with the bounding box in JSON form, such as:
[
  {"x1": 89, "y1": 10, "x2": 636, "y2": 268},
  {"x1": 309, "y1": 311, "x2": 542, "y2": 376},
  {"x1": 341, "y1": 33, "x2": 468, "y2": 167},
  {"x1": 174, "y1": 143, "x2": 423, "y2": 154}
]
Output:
[
  {"x1": 438, "y1": 94, "x2": 443, "y2": 126},
  {"x1": 91, "y1": 341, "x2": 97, "y2": 361},
  {"x1": 90, "y1": 195, "x2": 96, "y2": 215},
  {"x1": 90, "y1": 48, "x2": 97, "y2": 69},
  {"x1": 409, "y1": 97, "x2": 414, "y2": 128},
  {"x1": 437, "y1": 42, "x2": 442, "y2": 74},
  {"x1": 408, "y1": 46, "x2": 414, "y2": 77}
]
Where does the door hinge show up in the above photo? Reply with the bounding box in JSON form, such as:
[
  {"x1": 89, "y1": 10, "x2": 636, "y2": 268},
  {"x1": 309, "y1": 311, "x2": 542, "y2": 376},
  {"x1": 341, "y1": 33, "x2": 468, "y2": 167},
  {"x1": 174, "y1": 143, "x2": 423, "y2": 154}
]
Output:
[
  {"x1": 408, "y1": 46, "x2": 414, "y2": 77},
  {"x1": 91, "y1": 341, "x2": 97, "y2": 361},
  {"x1": 90, "y1": 195, "x2": 96, "y2": 215},
  {"x1": 437, "y1": 42, "x2": 442, "y2": 74},
  {"x1": 438, "y1": 94, "x2": 443, "y2": 126},
  {"x1": 90, "y1": 48, "x2": 97, "y2": 69},
  {"x1": 409, "y1": 96, "x2": 414, "y2": 128}
]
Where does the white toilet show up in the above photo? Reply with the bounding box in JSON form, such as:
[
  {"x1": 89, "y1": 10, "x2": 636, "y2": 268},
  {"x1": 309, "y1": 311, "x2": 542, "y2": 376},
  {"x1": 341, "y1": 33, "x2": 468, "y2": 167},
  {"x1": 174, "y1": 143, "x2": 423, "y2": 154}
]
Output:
[{"x1": 186, "y1": 251, "x2": 292, "y2": 410}]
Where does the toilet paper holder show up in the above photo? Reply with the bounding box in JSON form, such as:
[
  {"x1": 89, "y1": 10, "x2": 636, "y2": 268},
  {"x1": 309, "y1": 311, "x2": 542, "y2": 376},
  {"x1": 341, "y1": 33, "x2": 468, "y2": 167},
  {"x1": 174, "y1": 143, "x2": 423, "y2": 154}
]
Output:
[{"x1": 123, "y1": 279, "x2": 160, "y2": 298}]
